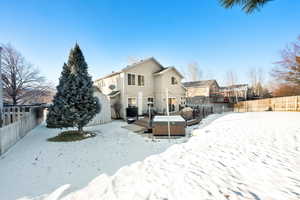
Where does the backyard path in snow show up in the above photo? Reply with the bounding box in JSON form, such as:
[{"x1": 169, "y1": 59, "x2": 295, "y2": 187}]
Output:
[{"x1": 46, "y1": 112, "x2": 300, "y2": 200}]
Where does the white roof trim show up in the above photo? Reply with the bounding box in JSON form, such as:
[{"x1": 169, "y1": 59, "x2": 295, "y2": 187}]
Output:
[
  {"x1": 122, "y1": 57, "x2": 164, "y2": 72},
  {"x1": 108, "y1": 91, "x2": 120, "y2": 98},
  {"x1": 153, "y1": 67, "x2": 184, "y2": 79}
]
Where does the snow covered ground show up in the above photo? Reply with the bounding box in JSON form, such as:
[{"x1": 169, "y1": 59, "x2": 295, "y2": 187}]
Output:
[
  {"x1": 1, "y1": 112, "x2": 300, "y2": 200},
  {"x1": 0, "y1": 120, "x2": 192, "y2": 200},
  {"x1": 44, "y1": 112, "x2": 299, "y2": 200}
]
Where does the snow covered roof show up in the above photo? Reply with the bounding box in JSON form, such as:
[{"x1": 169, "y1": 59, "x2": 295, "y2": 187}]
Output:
[
  {"x1": 153, "y1": 66, "x2": 184, "y2": 79},
  {"x1": 183, "y1": 80, "x2": 218, "y2": 88},
  {"x1": 94, "y1": 57, "x2": 164, "y2": 82},
  {"x1": 95, "y1": 71, "x2": 121, "y2": 81},
  {"x1": 219, "y1": 84, "x2": 248, "y2": 90},
  {"x1": 122, "y1": 57, "x2": 164, "y2": 72}
]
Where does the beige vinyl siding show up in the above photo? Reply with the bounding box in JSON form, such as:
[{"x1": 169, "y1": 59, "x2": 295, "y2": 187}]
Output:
[
  {"x1": 123, "y1": 60, "x2": 162, "y2": 115},
  {"x1": 154, "y1": 70, "x2": 185, "y2": 113},
  {"x1": 95, "y1": 59, "x2": 186, "y2": 118}
]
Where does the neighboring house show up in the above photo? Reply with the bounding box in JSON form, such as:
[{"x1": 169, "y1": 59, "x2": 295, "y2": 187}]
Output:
[
  {"x1": 183, "y1": 80, "x2": 219, "y2": 97},
  {"x1": 219, "y1": 84, "x2": 250, "y2": 101},
  {"x1": 95, "y1": 57, "x2": 186, "y2": 119},
  {"x1": 184, "y1": 79, "x2": 250, "y2": 103}
]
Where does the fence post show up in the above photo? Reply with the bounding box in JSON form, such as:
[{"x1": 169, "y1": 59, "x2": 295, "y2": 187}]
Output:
[{"x1": 295, "y1": 96, "x2": 298, "y2": 112}]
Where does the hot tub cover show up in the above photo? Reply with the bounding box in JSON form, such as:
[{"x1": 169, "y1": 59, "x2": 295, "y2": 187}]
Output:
[{"x1": 153, "y1": 115, "x2": 185, "y2": 122}]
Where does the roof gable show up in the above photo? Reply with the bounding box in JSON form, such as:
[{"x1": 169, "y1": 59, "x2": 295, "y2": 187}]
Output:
[
  {"x1": 153, "y1": 67, "x2": 184, "y2": 79},
  {"x1": 122, "y1": 57, "x2": 164, "y2": 72},
  {"x1": 95, "y1": 71, "x2": 121, "y2": 82}
]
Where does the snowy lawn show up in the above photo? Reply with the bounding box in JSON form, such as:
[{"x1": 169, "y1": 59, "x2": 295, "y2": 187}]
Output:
[
  {"x1": 0, "y1": 120, "x2": 192, "y2": 200},
  {"x1": 41, "y1": 112, "x2": 299, "y2": 200}
]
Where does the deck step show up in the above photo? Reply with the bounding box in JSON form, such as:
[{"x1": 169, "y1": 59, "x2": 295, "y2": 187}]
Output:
[{"x1": 134, "y1": 117, "x2": 150, "y2": 128}]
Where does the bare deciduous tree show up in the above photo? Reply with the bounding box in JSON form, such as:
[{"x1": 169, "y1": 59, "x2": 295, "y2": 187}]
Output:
[
  {"x1": 20, "y1": 85, "x2": 55, "y2": 104},
  {"x1": 272, "y1": 83, "x2": 300, "y2": 97},
  {"x1": 185, "y1": 62, "x2": 202, "y2": 82},
  {"x1": 248, "y1": 67, "x2": 265, "y2": 97},
  {"x1": 271, "y1": 36, "x2": 300, "y2": 87},
  {"x1": 1, "y1": 44, "x2": 53, "y2": 105},
  {"x1": 226, "y1": 70, "x2": 238, "y2": 86},
  {"x1": 249, "y1": 67, "x2": 264, "y2": 86},
  {"x1": 225, "y1": 70, "x2": 239, "y2": 102}
]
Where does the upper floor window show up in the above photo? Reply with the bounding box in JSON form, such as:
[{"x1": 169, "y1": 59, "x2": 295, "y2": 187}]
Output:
[
  {"x1": 138, "y1": 75, "x2": 145, "y2": 86},
  {"x1": 128, "y1": 73, "x2": 135, "y2": 85},
  {"x1": 171, "y1": 77, "x2": 177, "y2": 85}
]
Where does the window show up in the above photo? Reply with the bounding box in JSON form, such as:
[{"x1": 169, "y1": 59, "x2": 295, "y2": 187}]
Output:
[
  {"x1": 171, "y1": 77, "x2": 177, "y2": 85},
  {"x1": 128, "y1": 73, "x2": 135, "y2": 85},
  {"x1": 128, "y1": 97, "x2": 137, "y2": 107},
  {"x1": 147, "y1": 97, "x2": 154, "y2": 103},
  {"x1": 138, "y1": 75, "x2": 145, "y2": 86}
]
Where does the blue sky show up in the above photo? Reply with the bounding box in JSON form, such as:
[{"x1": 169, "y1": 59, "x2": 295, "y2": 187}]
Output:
[{"x1": 1, "y1": 0, "x2": 300, "y2": 85}]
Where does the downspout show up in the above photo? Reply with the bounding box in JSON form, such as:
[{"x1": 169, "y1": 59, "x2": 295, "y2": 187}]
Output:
[{"x1": 122, "y1": 72, "x2": 126, "y2": 120}]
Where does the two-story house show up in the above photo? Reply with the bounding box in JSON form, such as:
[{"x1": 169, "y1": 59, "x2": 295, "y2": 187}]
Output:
[{"x1": 94, "y1": 57, "x2": 186, "y2": 119}]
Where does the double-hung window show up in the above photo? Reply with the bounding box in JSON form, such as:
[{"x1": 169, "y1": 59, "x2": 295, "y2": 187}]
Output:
[
  {"x1": 128, "y1": 74, "x2": 135, "y2": 85},
  {"x1": 171, "y1": 77, "x2": 177, "y2": 85},
  {"x1": 138, "y1": 75, "x2": 145, "y2": 86},
  {"x1": 147, "y1": 97, "x2": 154, "y2": 103}
]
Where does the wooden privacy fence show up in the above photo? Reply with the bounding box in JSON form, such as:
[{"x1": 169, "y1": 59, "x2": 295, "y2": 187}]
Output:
[
  {"x1": 2, "y1": 106, "x2": 32, "y2": 126},
  {"x1": 234, "y1": 96, "x2": 300, "y2": 112},
  {"x1": 87, "y1": 91, "x2": 112, "y2": 126},
  {"x1": 0, "y1": 107, "x2": 44, "y2": 155}
]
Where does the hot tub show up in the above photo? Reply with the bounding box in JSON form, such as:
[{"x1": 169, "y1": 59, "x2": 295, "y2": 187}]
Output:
[{"x1": 152, "y1": 115, "x2": 186, "y2": 136}]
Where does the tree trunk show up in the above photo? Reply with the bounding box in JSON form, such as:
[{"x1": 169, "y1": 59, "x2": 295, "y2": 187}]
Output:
[
  {"x1": 12, "y1": 96, "x2": 17, "y2": 105},
  {"x1": 78, "y1": 126, "x2": 83, "y2": 134}
]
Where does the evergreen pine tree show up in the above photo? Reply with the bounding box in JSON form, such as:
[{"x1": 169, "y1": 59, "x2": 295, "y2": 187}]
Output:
[
  {"x1": 63, "y1": 44, "x2": 100, "y2": 133},
  {"x1": 46, "y1": 62, "x2": 73, "y2": 128}
]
